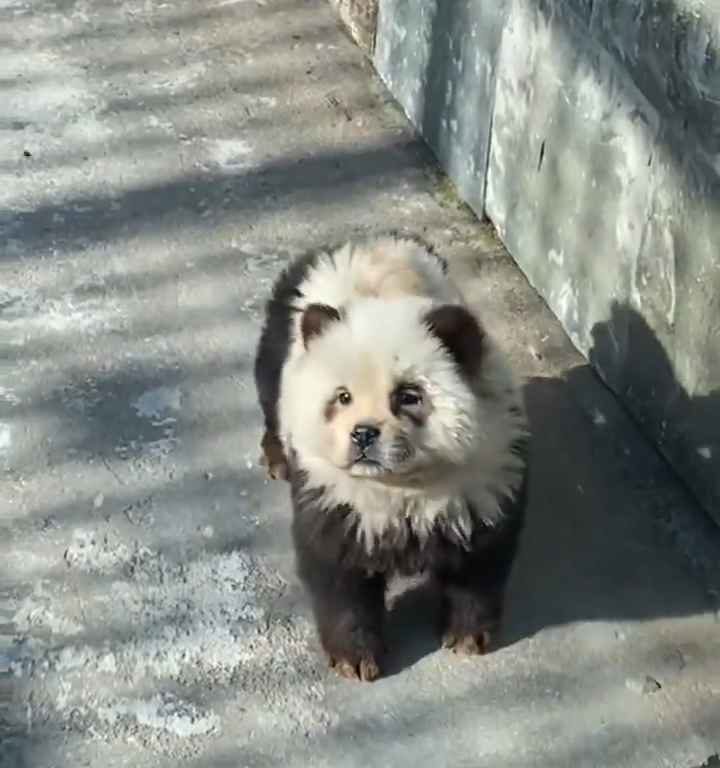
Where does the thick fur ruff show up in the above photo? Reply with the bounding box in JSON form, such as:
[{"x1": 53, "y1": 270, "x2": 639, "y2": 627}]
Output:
[{"x1": 254, "y1": 236, "x2": 529, "y2": 681}]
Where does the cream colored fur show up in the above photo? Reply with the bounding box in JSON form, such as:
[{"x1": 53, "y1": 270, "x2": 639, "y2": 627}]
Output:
[{"x1": 278, "y1": 237, "x2": 526, "y2": 550}]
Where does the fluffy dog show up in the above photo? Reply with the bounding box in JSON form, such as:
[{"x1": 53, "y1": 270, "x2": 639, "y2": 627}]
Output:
[{"x1": 254, "y1": 236, "x2": 528, "y2": 681}]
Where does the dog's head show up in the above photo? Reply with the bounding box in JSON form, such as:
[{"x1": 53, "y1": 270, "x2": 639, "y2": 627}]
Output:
[{"x1": 281, "y1": 297, "x2": 488, "y2": 482}]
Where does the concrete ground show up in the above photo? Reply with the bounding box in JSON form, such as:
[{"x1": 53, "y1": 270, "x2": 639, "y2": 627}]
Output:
[{"x1": 1, "y1": 0, "x2": 720, "y2": 766}]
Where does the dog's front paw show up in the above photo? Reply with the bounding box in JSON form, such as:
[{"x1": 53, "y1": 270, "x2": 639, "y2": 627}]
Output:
[
  {"x1": 329, "y1": 653, "x2": 382, "y2": 682},
  {"x1": 324, "y1": 628, "x2": 385, "y2": 682},
  {"x1": 441, "y1": 628, "x2": 494, "y2": 656},
  {"x1": 260, "y1": 453, "x2": 289, "y2": 481}
]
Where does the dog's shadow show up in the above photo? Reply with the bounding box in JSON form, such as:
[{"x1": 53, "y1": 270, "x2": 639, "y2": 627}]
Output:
[{"x1": 381, "y1": 362, "x2": 718, "y2": 676}]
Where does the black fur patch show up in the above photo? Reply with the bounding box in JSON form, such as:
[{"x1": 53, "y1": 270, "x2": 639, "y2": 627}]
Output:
[
  {"x1": 424, "y1": 304, "x2": 486, "y2": 379},
  {"x1": 301, "y1": 303, "x2": 342, "y2": 348},
  {"x1": 254, "y1": 248, "x2": 320, "y2": 440}
]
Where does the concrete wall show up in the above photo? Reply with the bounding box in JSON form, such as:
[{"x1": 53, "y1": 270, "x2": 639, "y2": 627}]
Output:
[{"x1": 360, "y1": 0, "x2": 720, "y2": 524}]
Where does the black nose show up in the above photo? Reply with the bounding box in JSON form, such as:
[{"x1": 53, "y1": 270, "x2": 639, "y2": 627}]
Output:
[{"x1": 351, "y1": 424, "x2": 380, "y2": 451}]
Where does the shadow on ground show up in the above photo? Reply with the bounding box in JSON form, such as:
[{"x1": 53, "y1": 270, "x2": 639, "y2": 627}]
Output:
[
  {"x1": 384, "y1": 304, "x2": 720, "y2": 676},
  {"x1": 588, "y1": 302, "x2": 720, "y2": 529}
]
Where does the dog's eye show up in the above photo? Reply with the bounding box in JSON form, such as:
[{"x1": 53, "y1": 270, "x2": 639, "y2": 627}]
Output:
[
  {"x1": 398, "y1": 389, "x2": 422, "y2": 407},
  {"x1": 337, "y1": 390, "x2": 353, "y2": 406}
]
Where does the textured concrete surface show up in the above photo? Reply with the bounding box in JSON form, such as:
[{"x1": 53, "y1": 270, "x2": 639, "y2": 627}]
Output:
[
  {"x1": 372, "y1": 0, "x2": 720, "y2": 526},
  {"x1": 1, "y1": 0, "x2": 720, "y2": 766},
  {"x1": 329, "y1": 0, "x2": 378, "y2": 53}
]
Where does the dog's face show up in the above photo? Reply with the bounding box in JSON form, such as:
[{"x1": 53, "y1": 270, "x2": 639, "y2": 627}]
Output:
[{"x1": 284, "y1": 297, "x2": 486, "y2": 481}]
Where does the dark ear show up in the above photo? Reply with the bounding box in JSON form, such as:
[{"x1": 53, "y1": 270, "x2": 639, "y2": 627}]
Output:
[
  {"x1": 424, "y1": 304, "x2": 486, "y2": 377},
  {"x1": 301, "y1": 303, "x2": 342, "y2": 348}
]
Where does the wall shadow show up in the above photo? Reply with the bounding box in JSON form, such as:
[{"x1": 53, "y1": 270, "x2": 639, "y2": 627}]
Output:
[
  {"x1": 504, "y1": 303, "x2": 720, "y2": 649},
  {"x1": 588, "y1": 301, "x2": 720, "y2": 524}
]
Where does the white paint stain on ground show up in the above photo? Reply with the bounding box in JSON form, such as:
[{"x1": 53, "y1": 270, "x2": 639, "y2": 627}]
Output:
[
  {"x1": 0, "y1": 422, "x2": 11, "y2": 454},
  {"x1": 114, "y1": 434, "x2": 179, "y2": 461},
  {"x1": 128, "y1": 387, "x2": 182, "y2": 459},
  {"x1": 144, "y1": 114, "x2": 175, "y2": 133},
  {"x1": 697, "y1": 445, "x2": 713, "y2": 460},
  {"x1": 97, "y1": 693, "x2": 220, "y2": 738},
  {"x1": 132, "y1": 386, "x2": 181, "y2": 421},
  {"x1": 0, "y1": 386, "x2": 21, "y2": 405},
  {"x1": 204, "y1": 138, "x2": 255, "y2": 172}
]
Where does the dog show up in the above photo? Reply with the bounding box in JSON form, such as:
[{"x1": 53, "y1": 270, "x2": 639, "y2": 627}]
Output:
[{"x1": 254, "y1": 236, "x2": 528, "y2": 681}]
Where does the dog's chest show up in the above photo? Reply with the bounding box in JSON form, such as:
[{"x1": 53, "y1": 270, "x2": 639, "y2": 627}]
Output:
[{"x1": 339, "y1": 483, "x2": 474, "y2": 550}]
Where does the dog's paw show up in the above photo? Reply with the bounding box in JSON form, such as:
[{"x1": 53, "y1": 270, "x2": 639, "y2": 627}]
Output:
[
  {"x1": 442, "y1": 628, "x2": 494, "y2": 656},
  {"x1": 259, "y1": 432, "x2": 289, "y2": 481},
  {"x1": 259, "y1": 453, "x2": 289, "y2": 481},
  {"x1": 329, "y1": 653, "x2": 381, "y2": 682}
]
